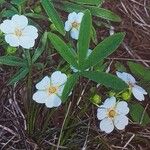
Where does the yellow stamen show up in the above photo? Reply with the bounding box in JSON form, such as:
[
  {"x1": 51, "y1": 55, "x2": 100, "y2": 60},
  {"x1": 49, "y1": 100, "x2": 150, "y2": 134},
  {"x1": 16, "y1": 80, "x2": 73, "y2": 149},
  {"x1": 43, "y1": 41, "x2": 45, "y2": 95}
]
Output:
[
  {"x1": 14, "y1": 28, "x2": 22, "y2": 37},
  {"x1": 48, "y1": 86, "x2": 57, "y2": 94},
  {"x1": 72, "y1": 22, "x2": 80, "y2": 29},
  {"x1": 108, "y1": 109, "x2": 116, "y2": 118}
]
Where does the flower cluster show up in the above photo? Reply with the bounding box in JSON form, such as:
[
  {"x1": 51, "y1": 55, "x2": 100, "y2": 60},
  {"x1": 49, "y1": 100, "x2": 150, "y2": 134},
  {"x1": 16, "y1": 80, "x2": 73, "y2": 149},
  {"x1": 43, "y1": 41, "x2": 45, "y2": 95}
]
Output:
[
  {"x1": 0, "y1": 13, "x2": 148, "y2": 135},
  {"x1": 96, "y1": 71, "x2": 147, "y2": 134}
]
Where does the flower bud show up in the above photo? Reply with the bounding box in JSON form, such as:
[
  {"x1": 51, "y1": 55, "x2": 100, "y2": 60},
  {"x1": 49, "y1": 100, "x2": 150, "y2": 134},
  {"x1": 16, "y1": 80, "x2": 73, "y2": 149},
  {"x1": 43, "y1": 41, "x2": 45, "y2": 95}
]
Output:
[
  {"x1": 91, "y1": 94, "x2": 102, "y2": 105},
  {"x1": 34, "y1": 6, "x2": 42, "y2": 13},
  {"x1": 50, "y1": 24, "x2": 57, "y2": 31},
  {"x1": 6, "y1": 46, "x2": 17, "y2": 54},
  {"x1": 121, "y1": 91, "x2": 131, "y2": 101}
]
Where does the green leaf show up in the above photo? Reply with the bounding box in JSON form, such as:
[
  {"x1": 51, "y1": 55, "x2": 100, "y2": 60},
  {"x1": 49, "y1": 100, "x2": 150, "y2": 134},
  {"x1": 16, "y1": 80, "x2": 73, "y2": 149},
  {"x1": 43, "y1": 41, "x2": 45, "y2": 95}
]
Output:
[
  {"x1": 86, "y1": 6, "x2": 121, "y2": 22},
  {"x1": 91, "y1": 25, "x2": 98, "y2": 45},
  {"x1": 1, "y1": 8, "x2": 18, "y2": 18},
  {"x1": 25, "y1": 13, "x2": 47, "y2": 20},
  {"x1": 0, "y1": 0, "x2": 5, "y2": 5},
  {"x1": 115, "y1": 61, "x2": 127, "y2": 72},
  {"x1": 70, "y1": 0, "x2": 103, "y2": 5},
  {"x1": 83, "y1": 32, "x2": 125, "y2": 70},
  {"x1": 62, "y1": 74, "x2": 79, "y2": 102},
  {"x1": 48, "y1": 32, "x2": 78, "y2": 69},
  {"x1": 130, "y1": 103, "x2": 150, "y2": 126},
  {"x1": 11, "y1": 0, "x2": 26, "y2": 6},
  {"x1": 41, "y1": 0, "x2": 65, "y2": 35},
  {"x1": 128, "y1": 61, "x2": 150, "y2": 81},
  {"x1": 56, "y1": 1, "x2": 85, "y2": 12},
  {"x1": 78, "y1": 10, "x2": 92, "y2": 70},
  {"x1": 0, "y1": 56, "x2": 27, "y2": 67},
  {"x1": 81, "y1": 71, "x2": 127, "y2": 91},
  {"x1": 32, "y1": 32, "x2": 48, "y2": 63},
  {"x1": 56, "y1": 1, "x2": 121, "y2": 22},
  {"x1": 8, "y1": 67, "x2": 29, "y2": 85}
]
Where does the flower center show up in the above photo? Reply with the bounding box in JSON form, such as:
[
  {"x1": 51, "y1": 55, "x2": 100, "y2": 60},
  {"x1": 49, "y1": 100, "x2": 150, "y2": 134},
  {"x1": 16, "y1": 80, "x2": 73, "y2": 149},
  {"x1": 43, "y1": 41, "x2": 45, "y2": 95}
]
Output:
[
  {"x1": 14, "y1": 28, "x2": 23, "y2": 37},
  {"x1": 128, "y1": 81, "x2": 134, "y2": 88},
  {"x1": 48, "y1": 86, "x2": 57, "y2": 94},
  {"x1": 72, "y1": 22, "x2": 80, "y2": 29},
  {"x1": 108, "y1": 109, "x2": 116, "y2": 118}
]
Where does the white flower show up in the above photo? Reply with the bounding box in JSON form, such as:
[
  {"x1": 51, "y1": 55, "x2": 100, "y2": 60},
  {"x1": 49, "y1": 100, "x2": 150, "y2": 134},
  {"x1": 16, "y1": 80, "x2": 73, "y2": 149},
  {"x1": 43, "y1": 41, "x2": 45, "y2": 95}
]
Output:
[
  {"x1": 116, "y1": 71, "x2": 147, "y2": 101},
  {"x1": 97, "y1": 97, "x2": 129, "y2": 134},
  {"x1": 71, "y1": 49, "x2": 92, "y2": 72},
  {"x1": 65, "y1": 12, "x2": 84, "y2": 40},
  {"x1": 32, "y1": 71, "x2": 67, "y2": 108},
  {"x1": 0, "y1": 14, "x2": 38, "y2": 49}
]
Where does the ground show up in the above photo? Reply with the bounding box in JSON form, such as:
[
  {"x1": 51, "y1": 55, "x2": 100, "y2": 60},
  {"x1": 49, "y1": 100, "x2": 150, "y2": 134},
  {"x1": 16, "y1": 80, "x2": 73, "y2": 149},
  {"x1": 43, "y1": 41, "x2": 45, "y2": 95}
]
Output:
[{"x1": 0, "y1": 0, "x2": 150, "y2": 149}]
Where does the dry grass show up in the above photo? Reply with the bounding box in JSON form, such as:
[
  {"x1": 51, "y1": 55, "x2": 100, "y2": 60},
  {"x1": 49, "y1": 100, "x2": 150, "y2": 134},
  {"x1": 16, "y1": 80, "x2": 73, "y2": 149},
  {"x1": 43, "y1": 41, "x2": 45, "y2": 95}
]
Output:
[{"x1": 0, "y1": 0, "x2": 150, "y2": 149}]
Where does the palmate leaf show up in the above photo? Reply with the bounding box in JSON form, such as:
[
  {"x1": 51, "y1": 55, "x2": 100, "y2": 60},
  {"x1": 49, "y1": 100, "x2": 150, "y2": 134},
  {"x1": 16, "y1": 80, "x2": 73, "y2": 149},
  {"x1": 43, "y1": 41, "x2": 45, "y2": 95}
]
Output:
[
  {"x1": 0, "y1": 56, "x2": 27, "y2": 67},
  {"x1": 41, "y1": 0, "x2": 65, "y2": 35},
  {"x1": 62, "y1": 74, "x2": 79, "y2": 102},
  {"x1": 81, "y1": 71, "x2": 127, "y2": 91},
  {"x1": 128, "y1": 61, "x2": 150, "y2": 81},
  {"x1": 78, "y1": 10, "x2": 92, "y2": 70},
  {"x1": 32, "y1": 32, "x2": 48, "y2": 63},
  {"x1": 82, "y1": 32, "x2": 125, "y2": 70},
  {"x1": 48, "y1": 32, "x2": 78, "y2": 69},
  {"x1": 8, "y1": 67, "x2": 29, "y2": 85},
  {"x1": 70, "y1": 0, "x2": 103, "y2": 6}
]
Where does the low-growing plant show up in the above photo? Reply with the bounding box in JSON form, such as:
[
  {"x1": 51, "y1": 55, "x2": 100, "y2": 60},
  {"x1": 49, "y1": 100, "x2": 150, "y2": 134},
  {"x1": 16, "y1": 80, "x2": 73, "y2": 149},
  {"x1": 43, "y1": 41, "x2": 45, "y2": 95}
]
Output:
[{"x1": 0, "y1": 0, "x2": 150, "y2": 149}]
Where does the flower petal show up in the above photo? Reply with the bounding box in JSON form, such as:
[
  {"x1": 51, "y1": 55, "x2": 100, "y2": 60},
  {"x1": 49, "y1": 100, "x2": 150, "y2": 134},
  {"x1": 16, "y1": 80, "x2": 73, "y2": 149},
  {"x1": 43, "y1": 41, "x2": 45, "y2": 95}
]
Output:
[
  {"x1": 97, "y1": 108, "x2": 107, "y2": 120},
  {"x1": 0, "y1": 20, "x2": 16, "y2": 33},
  {"x1": 68, "y1": 12, "x2": 77, "y2": 23},
  {"x1": 102, "y1": 97, "x2": 116, "y2": 108},
  {"x1": 5, "y1": 34, "x2": 19, "y2": 47},
  {"x1": 133, "y1": 85, "x2": 147, "y2": 95},
  {"x1": 100, "y1": 118, "x2": 114, "y2": 133},
  {"x1": 22, "y1": 25, "x2": 38, "y2": 39},
  {"x1": 51, "y1": 71, "x2": 67, "y2": 86},
  {"x1": 116, "y1": 71, "x2": 136, "y2": 84},
  {"x1": 45, "y1": 94, "x2": 61, "y2": 108},
  {"x1": 36, "y1": 76, "x2": 50, "y2": 90},
  {"x1": 132, "y1": 86, "x2": 145, "y2": 101},
  {"x1": 64, "y1": 21, "x2": 72, "y2": 31},
  {"x1": 114, "y1": 115, "x2": 128, "y2": 130},
  {"x1": 70, "y1": 28, "x2": 79, "y2": 40},
  {"x1": 57, "y1": 85, "x2": 65, "y2": 97},
  {"x1": 32, "y1": 91, "x2": 47, "y2": 104},
  {"x1": 116, "y1": 101, "x2": 129, "y2": 115},
  {"x1": 76, "y1": 12, "x2": 84, "y2": 23},
  {"x1": 19, "y1": 36, "x2": 35, "y2": 49},
  {"x1": 11, "y1": 14, "x2": 28, "y2": 29}
]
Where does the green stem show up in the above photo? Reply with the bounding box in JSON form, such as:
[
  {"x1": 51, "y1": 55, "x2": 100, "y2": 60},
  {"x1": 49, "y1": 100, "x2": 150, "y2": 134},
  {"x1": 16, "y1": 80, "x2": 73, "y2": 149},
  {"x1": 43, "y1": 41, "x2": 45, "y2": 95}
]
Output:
[
  {"x1": 24, "y1": 49, "x2": 33, "y2": 134},
  {"x1": 115, "y1": 88, "x2": 129, "y2": 98},
  {"x1": 19, "y1": 7, "x2": 21, "y2": 14},
  {"x1": 56, "y1": 101, "x2": 72, "y2": 150}
]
